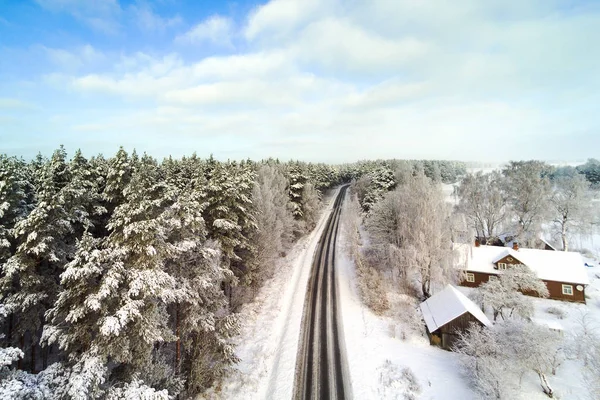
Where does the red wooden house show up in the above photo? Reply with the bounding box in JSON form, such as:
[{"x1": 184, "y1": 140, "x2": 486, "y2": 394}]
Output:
[
  {"x1": 420, "y1": 285, "x2": 491, "y2": 350},
  {"x1": 456, "y1": 242, "x2": 589, "y2": 303}
]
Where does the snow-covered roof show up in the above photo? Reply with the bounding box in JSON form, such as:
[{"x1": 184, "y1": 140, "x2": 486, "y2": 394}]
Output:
[
  {"x1": 539, "y1": 238, "x2": 557, "y2": 251},
  {"x1": 456, "y1": 244, "x2": 589, "y2": 285},
  {"x1": 492, "y1": 248, "x2": 521, "y2": 264},
  {"x1": 419, "y1": 285, "x2": 491, "y2": 333}
]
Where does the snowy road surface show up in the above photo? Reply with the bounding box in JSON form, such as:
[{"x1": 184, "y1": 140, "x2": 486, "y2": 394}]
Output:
[{"x1": 293, "y1": 185, "x2": 352, "y2": 400}]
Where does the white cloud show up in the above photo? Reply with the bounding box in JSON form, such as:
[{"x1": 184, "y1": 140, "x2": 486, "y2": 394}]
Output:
[
  {"x1": 175, "y1": 16, "x2": 234, "y2": 47},
  {"x1": 44, "y1": 45, "x2": 104, "y2": 69},
  {"x1": 130, "y1": 3, "x2": 182, "y2": 32},
  {"x1": 244, "y1": 0, "x2": 332, "y2": 40},
  {"x1": 291, "y1": 18, "x2": 430, "y2": 75}
]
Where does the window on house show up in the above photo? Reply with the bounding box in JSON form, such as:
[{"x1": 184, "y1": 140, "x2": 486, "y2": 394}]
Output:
[
  {"x1": 562, "y1": 284, "x2": 573, "y2": 296},
  {"x1": 498, "y1": 263, "x2": 507, "y2": 270},
  {"x1": 466, "y1": 273, "x2": 475, "y2": 283}
]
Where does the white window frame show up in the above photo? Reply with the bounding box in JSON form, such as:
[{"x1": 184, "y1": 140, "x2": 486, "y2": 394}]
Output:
[
  {"x1": 466, "y1": 273, "x2": 475, "y2": 283},
  {"x1": 498, "y1": 262, "x2": 507, "y2": 270},
  {"x1": 562, "y1": 284, "x2": 573, "y2": 296}
]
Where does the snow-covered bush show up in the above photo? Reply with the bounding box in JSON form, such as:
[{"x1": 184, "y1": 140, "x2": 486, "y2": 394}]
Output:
[
  {"x1": 377, "y1": 360, "x2": 421, "y2": 400},
  {"x1": 546, "y1": 306, "x2": 566, "y2": 319},
  {"x1": 105, "y1": 379, "x2": 171, "y2": 400}
]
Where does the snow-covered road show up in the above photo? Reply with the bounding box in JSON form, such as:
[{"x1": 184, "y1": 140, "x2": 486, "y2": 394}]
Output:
[
  {"x1": 293, "y1": 185, "x2": 351, "y2": 399},
  {"x1": 205, "y1": 187, "x2": 344, "y2": 400}
]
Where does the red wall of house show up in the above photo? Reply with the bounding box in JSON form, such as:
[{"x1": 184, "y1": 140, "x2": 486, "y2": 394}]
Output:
[{"x1": 459, "y1": 271, "x2": 586, "y2": 304}]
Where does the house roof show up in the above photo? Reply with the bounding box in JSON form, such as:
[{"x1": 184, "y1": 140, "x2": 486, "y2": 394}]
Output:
[
  {"x1": 420, "y1": 285, "x2": 492, "y2": 333},
  {"x1": 456, "y1": 244, "x2": 589, "y2": 285},
  {"x1": 492, "y1": 248, "x2": 522, "y2": 264}
]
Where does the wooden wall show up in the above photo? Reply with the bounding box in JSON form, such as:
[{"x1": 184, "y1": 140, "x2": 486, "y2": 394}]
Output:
[
  {"x1": 430, "y1": 312, "x2": 483, "y2": 350},
  {"x1": 459, "y1": 271, "x2": 586, "y2": 304}
]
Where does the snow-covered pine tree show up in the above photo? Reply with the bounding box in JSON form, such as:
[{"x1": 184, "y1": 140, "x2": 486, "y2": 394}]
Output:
[
  {"x1": 361, "y1": 166, "x2": 396, "y2": 212},
  {"x1": 288, "y1": 161, "x2": 307, "y2": 221},
  {"x1": 0, "y1": 155, "x2": 34, "y2": 267},
  {"x1": 1, "y1": 146, "x2": 73, "y2": 372},
  {"x1": 95, "y1": 153, "x2": 180, "y2": 378},
  {"x1": 160, "y1": 178, "x2": 239, "y2": 395},
  {"x1": 202, "y1": 158, "x2": 257, "y2": 306},
  {"x1": 65, "y1": 149, "x2": 106, "y2": 242},
  {"x1": 102, "y1": 147, "x2": 133, "y2": 216}
]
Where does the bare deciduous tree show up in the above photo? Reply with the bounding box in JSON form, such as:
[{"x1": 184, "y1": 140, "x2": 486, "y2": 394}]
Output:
[
  {"x1": 457, "y1": 171, "x2": 508, "y2": 242},
  {"x1": 251, "y1": 165, "x2": 295, "y2": 283},
  {"x1": 366, "y1": 173, "x2": 457, "y2": 298},
  {"x1": 550, "y1": 172, "x2": 593, "y2": 251},
  {"x1": 470, "y1": 264, "x2": 548, "y2": 321},
  {"x1": 502, "y1": 161, "x2": 552, "y2": 246}
]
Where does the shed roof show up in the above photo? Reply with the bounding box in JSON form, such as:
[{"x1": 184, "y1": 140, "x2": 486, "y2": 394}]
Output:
[
  {"x1": 456, "y1": 244, "x2": 589, "y2": 285},
  {"x1": 420, "y1": 285, "x2": 491, "y2": 333}
]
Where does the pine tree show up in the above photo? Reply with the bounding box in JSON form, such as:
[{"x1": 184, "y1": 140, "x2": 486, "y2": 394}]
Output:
[
  {"x1": 288, "y1": 161, "x2": 307, "y2": 220},
  {"x1": 1, "y1": 146, "x2": 72, "y2": 372},
  {"x1": 202, "y1": 159, "x2": 257, "y2": 295},
  {"x1": 103, "y1": 147, "x2": 133, "y2": 214},
  {"x1": 162, "y1": 183, "x2": 239, "y2": 395}
]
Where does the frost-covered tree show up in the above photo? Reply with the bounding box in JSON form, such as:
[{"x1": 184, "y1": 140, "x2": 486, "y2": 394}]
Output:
[
  {"x1": 65, "y1": 150, "x2": 106, "y2": 241},
  {"x1": 250, "y1": 165, "x2": 294, "y2": 285},
  {"x1": 300, "y1": 181, "x2": 321, "y2": 232},
  {"x1": 498, "y1": 319, "x2": 561, "y2": 397},
  {"x1": 550, "y1": 172, "x2": 593, "y2": 251},
  {"x1": 502, "y1": 161, "x2": 552, "y2": 246},
  {"x1": 455, "y1": 319, "x2": 562, "y2": 399},
  {"x1": 42, "y1": 233, "x2": 107, "y2": 361},
  {"x1": 576, "y1": 158, "x2": 600, "y2": 187},
  {"x1": 453, "y1": 324, "x2": 517, "y2": 399},
  {"x1": 470, "y1": 264, "x2": 548, "y2": 321},
  {"x1": 458, "y1": 171, "x2": 508, "y2": 242},
  {"x1": 366, "y1": 173, "x2": 456, "y2": 298}
]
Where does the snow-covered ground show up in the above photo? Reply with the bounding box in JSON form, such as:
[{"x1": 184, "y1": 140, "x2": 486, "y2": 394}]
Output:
[
  {"x1": 454, "y1": 254, "x2": 600, "y2": 400},
  {"x1": 201, "y1": 188, "x2": 340, "y2": 399},
  {"x1": 204, "y1": 184, "x2": 599, "y2": 400},
  {"x1": 337, "y1": 189, "x2": 600, "y2": 399},
  {"x1": 336, "y1": 225, "x2": 476, "y2": 399}
]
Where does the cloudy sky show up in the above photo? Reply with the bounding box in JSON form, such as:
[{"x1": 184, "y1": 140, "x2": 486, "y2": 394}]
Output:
[{"x1": 1, "y1": 0, "x2": 599, "y2": 162}]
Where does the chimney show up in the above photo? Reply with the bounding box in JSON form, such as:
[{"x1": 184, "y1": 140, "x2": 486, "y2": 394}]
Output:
[
  {"x1": 475, "y1": 238, "x2": 480, "y2": 247},
  {"x1": 513, "y1": 242, "x2": 519, "y2": 251}
]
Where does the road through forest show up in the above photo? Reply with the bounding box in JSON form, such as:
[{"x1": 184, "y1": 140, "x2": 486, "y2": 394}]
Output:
[{"x1": 293, "y1": 185, "x2": 351, "y2": 400}]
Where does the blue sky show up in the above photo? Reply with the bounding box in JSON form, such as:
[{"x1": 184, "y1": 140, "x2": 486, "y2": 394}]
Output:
[{"x1": 1, "y1": 0, "x2": 599, "y2": 162}]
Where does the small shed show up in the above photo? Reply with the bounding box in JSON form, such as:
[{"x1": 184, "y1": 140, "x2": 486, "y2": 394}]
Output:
[{"x1": 420, "y1": 285, "x2": 491, "y2": 350}]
